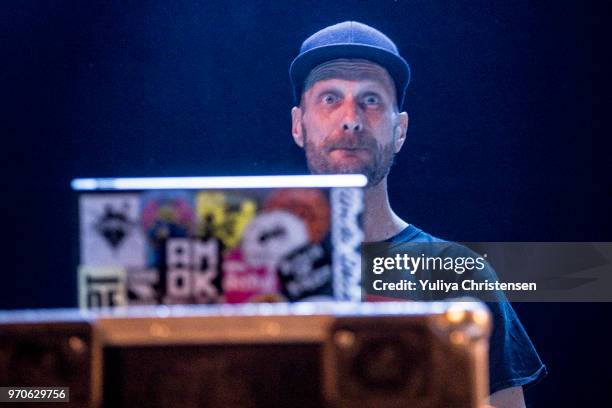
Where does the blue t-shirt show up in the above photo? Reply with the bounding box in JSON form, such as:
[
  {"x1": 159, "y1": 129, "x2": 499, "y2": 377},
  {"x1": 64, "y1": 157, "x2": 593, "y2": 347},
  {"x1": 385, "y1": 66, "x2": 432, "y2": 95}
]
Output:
[{"x1": 387, "y1": 224, "x2": 547, "y2": 394}]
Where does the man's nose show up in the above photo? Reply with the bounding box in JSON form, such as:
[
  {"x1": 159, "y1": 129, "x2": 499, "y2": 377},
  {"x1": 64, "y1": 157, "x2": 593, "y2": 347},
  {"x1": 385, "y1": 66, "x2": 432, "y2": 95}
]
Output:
[{"x1": 341, "y1": 100, "x2": 363, "y2": 132}]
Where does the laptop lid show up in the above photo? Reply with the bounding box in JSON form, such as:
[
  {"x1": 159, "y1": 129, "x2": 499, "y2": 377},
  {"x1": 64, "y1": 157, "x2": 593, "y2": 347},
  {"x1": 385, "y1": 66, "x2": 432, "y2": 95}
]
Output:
[{"x1": 72, "y1": 175, "x2": 365, "y2": 309}]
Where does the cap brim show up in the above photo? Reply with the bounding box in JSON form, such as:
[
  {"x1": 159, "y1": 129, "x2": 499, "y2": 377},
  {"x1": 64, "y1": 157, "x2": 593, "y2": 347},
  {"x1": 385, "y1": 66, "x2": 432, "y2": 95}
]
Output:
[{"x1": 290, "y1": 43, "x2": 410, "y2": 107}]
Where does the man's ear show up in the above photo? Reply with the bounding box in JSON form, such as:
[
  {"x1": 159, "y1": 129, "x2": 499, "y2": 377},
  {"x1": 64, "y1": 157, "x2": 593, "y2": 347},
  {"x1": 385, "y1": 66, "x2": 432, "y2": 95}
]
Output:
[
  {"x1": 393, "y1": 111, "x2": 409, "y2": 153},
  {"x1": 291, "y1": 107, "x2": 304, "y2": 148}
]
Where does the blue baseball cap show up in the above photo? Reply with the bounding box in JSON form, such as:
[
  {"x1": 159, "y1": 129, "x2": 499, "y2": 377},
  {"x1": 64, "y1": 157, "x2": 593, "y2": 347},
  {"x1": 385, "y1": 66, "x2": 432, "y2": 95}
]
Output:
[{"x1": 290, "y1": 21, "x2": 411, "y2": 109}]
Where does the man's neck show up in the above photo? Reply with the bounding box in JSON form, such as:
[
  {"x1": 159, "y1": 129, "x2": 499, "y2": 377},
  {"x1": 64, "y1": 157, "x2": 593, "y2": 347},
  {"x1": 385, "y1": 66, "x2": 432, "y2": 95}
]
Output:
[{"x1": 363, "y1": 177, "x2": 408, "y2": 242}]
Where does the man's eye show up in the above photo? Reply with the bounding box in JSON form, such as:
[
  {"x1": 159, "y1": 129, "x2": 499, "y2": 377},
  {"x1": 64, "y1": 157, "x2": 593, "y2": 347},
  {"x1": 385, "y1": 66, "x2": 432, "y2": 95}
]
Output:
[
  {"x1": 364, "y1": 95, "x2": 380, "y2": 105},
  {"x1": 322, "y1": 94, "x2": 338, "y2": 104}
]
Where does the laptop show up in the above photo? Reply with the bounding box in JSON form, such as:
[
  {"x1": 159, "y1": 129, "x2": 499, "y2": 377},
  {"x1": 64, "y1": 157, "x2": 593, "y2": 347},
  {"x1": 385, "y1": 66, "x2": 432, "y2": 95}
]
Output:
[{"x1": 71, "y1": 175, "x2": 365, "y2": 309}]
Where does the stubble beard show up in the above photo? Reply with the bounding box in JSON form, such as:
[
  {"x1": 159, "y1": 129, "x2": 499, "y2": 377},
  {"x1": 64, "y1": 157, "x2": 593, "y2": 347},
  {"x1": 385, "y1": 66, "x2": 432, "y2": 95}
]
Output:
[{"x1": 302, "y1": 124, "x2": 396, "y2": 187}]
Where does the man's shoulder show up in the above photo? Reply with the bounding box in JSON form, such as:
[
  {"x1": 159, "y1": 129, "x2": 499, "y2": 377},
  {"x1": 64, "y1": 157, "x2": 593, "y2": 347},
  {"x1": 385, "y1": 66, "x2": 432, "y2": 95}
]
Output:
[
  {"x1": 387, "y1": 225, "x2": 480, "y2": 258},
  {"x1": 386, "y1": 224, "x2": 446, "y2": 243},
  {"x1": 383, "y1": 225, "x2": 547, "y2": 394}
]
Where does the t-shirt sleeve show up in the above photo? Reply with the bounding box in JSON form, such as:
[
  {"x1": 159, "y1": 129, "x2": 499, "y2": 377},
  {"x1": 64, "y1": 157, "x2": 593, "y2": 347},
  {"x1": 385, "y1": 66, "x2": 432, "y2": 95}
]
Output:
[
  {"x1": 383, "y1": 234, "x2": 547, "y2": 394},
  {"x1": 438, "y1": 243, "x2": 548, "y2": 394},
  {"x1": 486, "y1": 300, "x2": 547, "y2": 394}
]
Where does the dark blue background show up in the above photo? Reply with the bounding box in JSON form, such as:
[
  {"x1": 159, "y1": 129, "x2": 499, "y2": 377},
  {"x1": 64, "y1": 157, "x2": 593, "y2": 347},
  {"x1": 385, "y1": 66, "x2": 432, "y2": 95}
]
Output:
[{"x1": 2, "y1": 1, "x2": 611, "y2": 405}]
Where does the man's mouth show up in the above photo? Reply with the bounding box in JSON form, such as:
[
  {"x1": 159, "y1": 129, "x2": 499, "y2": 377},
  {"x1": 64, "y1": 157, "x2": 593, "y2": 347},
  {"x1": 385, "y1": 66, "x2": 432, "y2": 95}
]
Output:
[
  {"x1": 328, "y1": 147, "x2": 371, "y2": 161},
  {"x1": 329, "y1": 147, "x2": 370, "y2": 153}
]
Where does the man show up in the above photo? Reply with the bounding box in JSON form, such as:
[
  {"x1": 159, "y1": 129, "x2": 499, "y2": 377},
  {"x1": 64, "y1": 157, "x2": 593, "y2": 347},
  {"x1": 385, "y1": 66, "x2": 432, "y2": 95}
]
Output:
[{"x1": 289, "y1": 21, "x2": 546, "y2": 407}]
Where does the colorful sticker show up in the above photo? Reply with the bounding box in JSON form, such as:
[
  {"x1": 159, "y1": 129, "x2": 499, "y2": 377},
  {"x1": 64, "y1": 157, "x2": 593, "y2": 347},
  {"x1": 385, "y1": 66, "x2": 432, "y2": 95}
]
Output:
[
  {"x1": 127, "y1": 268, "x2": 159, "y2": 305},
  {"x1": 79, "y1": 194, "x2": 145, "y2": 267},
  {"x1": 241, "y1": 210, "x2": 310, "y2": 269},
  {"x1": 163, "y1": 237, "x2": 222, "y2": 304},
  {"x1": 263, "y1": 188, "x2": 330, "y2": 243},
  {"x1": 195, "y1": 191, "x2": 257, "y2": 249},
  {"x1": 141, "y1": 191, "x2": 195, "y2": 266},
  {"x1": 222, "y1": 247, "x2": 280, "y2": 303},
  {"x1": 331, "y1": 187, "x2": 364, "y2": 301},
  {"x1": 78, "y1": 265, "x2": 127, "y2": 309},
  {"x1": 278, "y1": 243, "x2": 333, "y2": 301}
]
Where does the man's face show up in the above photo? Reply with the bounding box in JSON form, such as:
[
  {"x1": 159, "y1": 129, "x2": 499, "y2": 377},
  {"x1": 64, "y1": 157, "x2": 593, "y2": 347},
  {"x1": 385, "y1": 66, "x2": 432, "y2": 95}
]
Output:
[{"x1": 291, "y1": 60, "x2": 408, "y2": 187}]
